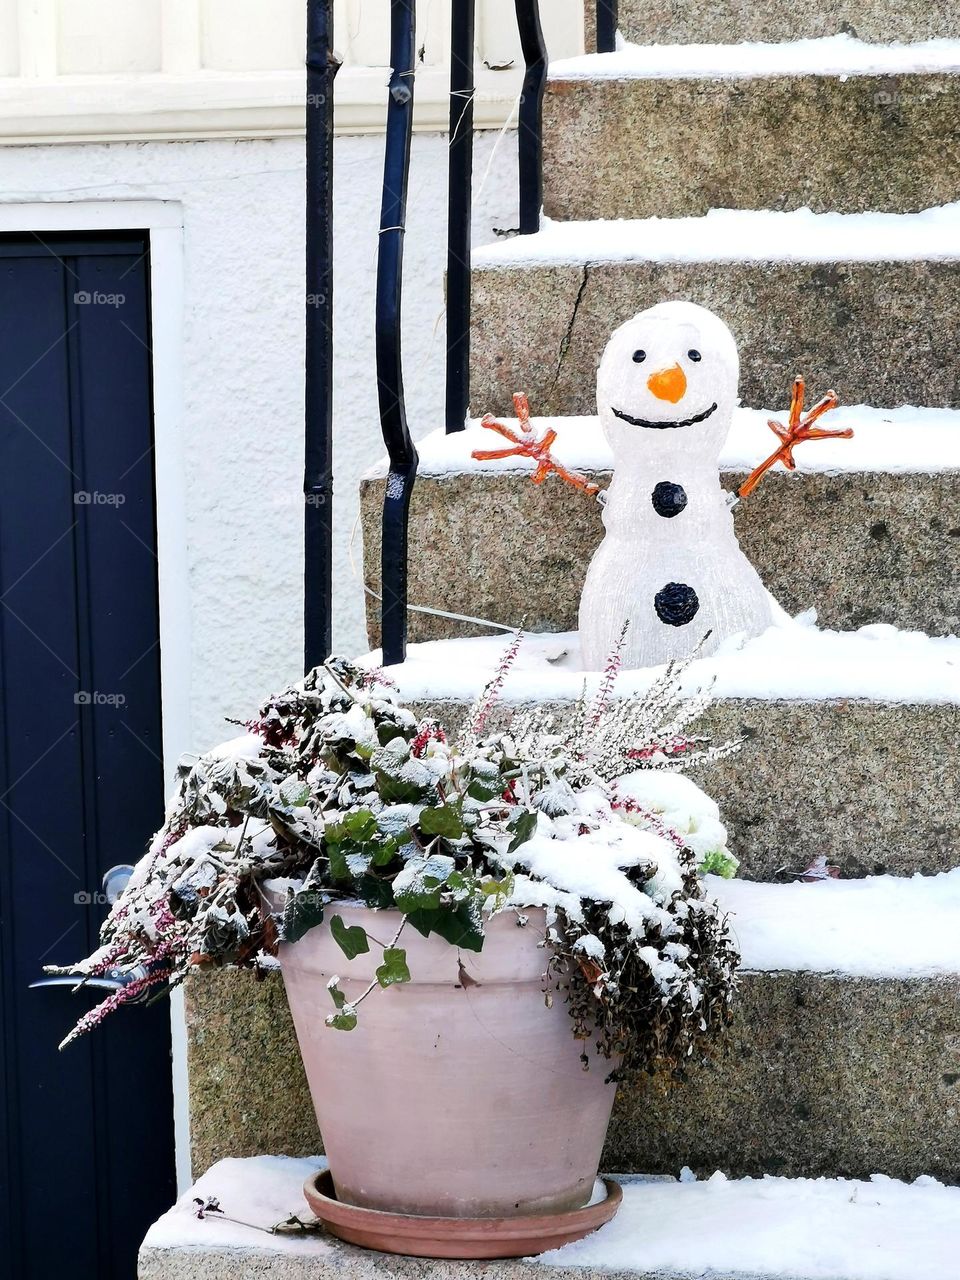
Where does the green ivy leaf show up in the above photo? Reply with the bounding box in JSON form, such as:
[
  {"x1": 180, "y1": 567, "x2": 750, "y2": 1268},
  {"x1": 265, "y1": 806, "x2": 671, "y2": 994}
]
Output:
[
  {"x1": 407, "y1": 904, "x2": 484, "y2": 952},
  {"x1": 281, "y1": 891, "x2": 326, "y2": 944},
  {"x1": 325, "y1": 809, "x2": 378, "y2": 846},
  {"x1": 327, "y1": 843, "x2": 350, "y2": 882},
  {"x1": 325, "y1": 1010, "x2": 357, "y2": 1031},
  {"x1": 466, "y1": 778, "x2": 500, "y2": 802},
  {"x1": 328, "y1": 978, "x2": 346, "y2": 1009},
  {"x1": 279, "y1": 862, "x2": 328, "y2": 944},
  {"x1": 356, "y1": 874, "x2": 395, "y2": 909},
  {"x1": 372, "y1": 835, "x2": 402, "y2": 867},
  {"x1": 699, "y1": 849, "x2": 739, "y2": 879},
  {"x1": 279, "y1": 777, "x2": 311, "y2": 807},
  {"x1": 507, "y1": 809, "x2": 538, "y2": 854},
  {"x1": 376, "y1": 947, "x2": 411, "y2": 988},
  {"x1": 392, "y1": 853, "x2": 454, "y2": 913},
  {"x1": 418, "y1": 805, "x2": 464, "y2": 840},
  {"x1": 482, "y1": 873, "x2": 514, "y2": 902},
  {"x1": 330, "y1": 914, "x2": 370, "y2": 960}
]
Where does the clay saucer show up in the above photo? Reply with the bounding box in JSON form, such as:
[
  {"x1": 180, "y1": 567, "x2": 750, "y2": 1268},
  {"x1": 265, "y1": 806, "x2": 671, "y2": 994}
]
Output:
[{"x1": 303, "y1": 1169, "x2": 622, "y2": 1260}]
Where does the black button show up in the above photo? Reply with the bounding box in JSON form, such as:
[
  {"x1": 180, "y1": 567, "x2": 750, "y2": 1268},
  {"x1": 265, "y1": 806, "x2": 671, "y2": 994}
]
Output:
[
  {"x1": 654, "y1": 582, "x2": 700, "y2": 627},
  {"x1": 651, "y1": 481, "x2": 687, "y2": 518}
]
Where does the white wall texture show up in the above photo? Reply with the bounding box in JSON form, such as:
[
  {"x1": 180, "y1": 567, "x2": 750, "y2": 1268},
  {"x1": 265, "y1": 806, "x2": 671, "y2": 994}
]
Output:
[{"x1": 0, "y1": 129, "x2": 517, "y2": 749}]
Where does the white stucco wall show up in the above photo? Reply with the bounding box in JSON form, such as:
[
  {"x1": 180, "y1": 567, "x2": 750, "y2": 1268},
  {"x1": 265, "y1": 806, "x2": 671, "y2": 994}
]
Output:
[{"x1": 0, "y1": 129, "x2": 517, "y2": 750}]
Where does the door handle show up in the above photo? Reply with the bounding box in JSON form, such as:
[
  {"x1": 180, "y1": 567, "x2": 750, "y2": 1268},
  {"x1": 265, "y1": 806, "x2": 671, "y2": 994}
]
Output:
[
  {"x1": 31, "y1": 867, "x2": 145, "y2": 1001},
  {"x1": 102, "y1": 863, "x2": 135, "y2": 903},
  {"x1": 30, "y1": 964, "x2": 153, "y2": 1002}
]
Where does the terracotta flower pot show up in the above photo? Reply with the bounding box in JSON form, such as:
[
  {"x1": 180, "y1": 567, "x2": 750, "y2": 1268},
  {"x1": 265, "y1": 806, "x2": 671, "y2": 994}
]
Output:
[{"x1": 279, "y1": 906, "x2": 619, "y2": 1219}]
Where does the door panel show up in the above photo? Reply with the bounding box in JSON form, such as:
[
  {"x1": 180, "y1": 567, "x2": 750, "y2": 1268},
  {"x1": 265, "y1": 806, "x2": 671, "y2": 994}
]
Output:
[{"x1": 0, "y1": 234, "x2": 176, "y2": 1280}]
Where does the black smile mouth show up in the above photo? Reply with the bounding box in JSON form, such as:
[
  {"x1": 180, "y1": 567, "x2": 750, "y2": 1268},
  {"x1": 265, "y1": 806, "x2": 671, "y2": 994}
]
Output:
[{"x1": 611, "y1": 402, "x2": 718, "y2": 430}]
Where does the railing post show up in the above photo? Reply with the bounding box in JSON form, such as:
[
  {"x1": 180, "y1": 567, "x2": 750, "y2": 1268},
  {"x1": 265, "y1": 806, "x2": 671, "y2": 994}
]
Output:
[
  {"x1": 514, "y1": 0, "x2": 546, "y2": 235},
  {"x1": 377, "y1": 0, "x2": 418, "y2": 666},
  {"x1": 596, "y1": 0, "x2": 618, "y2": 54},
  {"x1": 304, "y1": 0, "x2": 339, "y2": 672},
  {"x1": 444, "y1": 0, "x2": 476, "y2": 434}
]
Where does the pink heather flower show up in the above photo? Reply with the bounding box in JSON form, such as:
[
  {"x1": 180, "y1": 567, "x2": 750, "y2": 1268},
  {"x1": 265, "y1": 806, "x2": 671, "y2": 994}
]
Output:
[
  {"x1": 609, "y1": 791, "x2": 686, "y2": 853},
  {"x1": 411, "y1": 722, "x2": 447, "y2": 758}
]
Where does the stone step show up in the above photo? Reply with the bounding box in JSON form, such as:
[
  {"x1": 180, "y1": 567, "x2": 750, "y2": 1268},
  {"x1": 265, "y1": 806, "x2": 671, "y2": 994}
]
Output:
[
  {"x1": 141, "y1": 1154, "x2": 960, "y2": 1279},
  {"x1": 543, "y1": 42, "x2": 960, "y2": 219},
  {"x1": 183, "y1": 858, "x2": 960, "y2": 1183},
  {"x1": 360, "y1": 410, "x2": 960, "y2": 644},
  {"x1": 602, "y1": 1, "x2": 960, "y2": 47},
  {"x1": 348, "y1": 630, "x2": 960, "y2": 881},
  {"x1": 469, "y1": 206, "x2": 960, "y2": 416}
]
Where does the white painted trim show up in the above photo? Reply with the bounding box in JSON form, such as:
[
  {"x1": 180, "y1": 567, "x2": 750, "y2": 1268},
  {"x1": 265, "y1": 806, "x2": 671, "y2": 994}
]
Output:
[
  {"x1": 16, "y1": 0, "x2": 57, "y2": 79},
  {"x1": 0, "y1": 64, "x2": 525, "y2": 144},
  {"x1": 160, "y1": 0, "x2": 202, "y2": 75},
  {"x1": 0, "y1": 198, "x2": 194, "y2": 1190}
]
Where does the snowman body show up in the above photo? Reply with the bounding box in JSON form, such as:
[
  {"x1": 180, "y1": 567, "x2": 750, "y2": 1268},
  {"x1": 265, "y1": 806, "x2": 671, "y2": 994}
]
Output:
[{"x1": 579, "y1": 301, "x2": 774, "y2": 670}]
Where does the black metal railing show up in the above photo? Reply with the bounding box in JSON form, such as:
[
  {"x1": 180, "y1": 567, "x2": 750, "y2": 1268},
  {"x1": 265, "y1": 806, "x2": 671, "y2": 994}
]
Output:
[
  {"x1": 444, "y1": 0, "x2": 476, "y2": 435},
  {"x1": 596, "y1": 0, "x2": 618, "y2": 53},
  {"x1": 515, "y1": 0, "x2": 548, "y2": 236},
  {"x1": 304, "y1": 1, "x2": 616, "y2": 666},
  {"x1": 303, "y1": 0, "x2": 338, "y2": 671},
  {"x1": 377, "y1": 0, "x2": 419, "y2": 667}
]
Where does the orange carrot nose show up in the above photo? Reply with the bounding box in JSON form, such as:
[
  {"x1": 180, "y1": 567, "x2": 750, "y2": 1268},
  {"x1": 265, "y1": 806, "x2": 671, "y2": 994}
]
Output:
[{"x1": 647, "y1": 364, "x2": 687, "y2": 404}]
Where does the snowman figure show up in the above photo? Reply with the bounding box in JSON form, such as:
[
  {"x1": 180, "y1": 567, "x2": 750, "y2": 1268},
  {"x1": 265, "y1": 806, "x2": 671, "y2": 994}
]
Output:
[{"x1": 578, "y1": 301, "x2": 775, "y2": 670}]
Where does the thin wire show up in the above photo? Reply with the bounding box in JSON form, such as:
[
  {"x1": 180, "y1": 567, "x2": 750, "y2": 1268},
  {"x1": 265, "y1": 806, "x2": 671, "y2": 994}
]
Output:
[{"x1": 347, "y1": 509, "x2": 516, "y2": 636}]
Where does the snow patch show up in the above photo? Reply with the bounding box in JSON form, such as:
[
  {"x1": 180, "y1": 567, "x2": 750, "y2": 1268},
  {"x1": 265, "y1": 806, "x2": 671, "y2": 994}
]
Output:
[
  {"x1": 507, "y1": 819, "x2": 679, "y2": 943},
  {"x1": 550, "y1": 35, "x2": 960, "y2": 81},
  {"x1": 143, "y1": 1155, "x2": 333, "y2": 1256},
  {"x1": 144, "y1": 1156, "x2": 960, "y2": 1280},
  {"x1": 358, "y1": 618, "x2": 960, "y2": 706},
  {"x1": 362, "y1": 407, "x2": 960, "y2": 480},
  {"x1": 539, "y1": 1171, "x2": 960, "y2": 1279},
  {"x1": 714, "y1": 870, "x2": 960, "y2": 978},
  {"x1": 473, "y1": 205, "x2": 960, "y2": 269}
]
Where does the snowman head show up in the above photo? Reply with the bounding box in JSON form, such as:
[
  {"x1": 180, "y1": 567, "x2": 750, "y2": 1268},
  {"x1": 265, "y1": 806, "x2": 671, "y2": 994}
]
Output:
[{"x1": 597, "y1": 301, "x2": 739, "y2": 466}]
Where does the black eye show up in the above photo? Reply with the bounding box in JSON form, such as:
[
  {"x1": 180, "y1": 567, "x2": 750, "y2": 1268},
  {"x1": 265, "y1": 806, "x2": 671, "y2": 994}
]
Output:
[
  {"x1": 688, "y1": 349, "x2": 702, "y2": 362},
  {"x1": 632, "y1": 350, "x2": 646, "y2": 363}
]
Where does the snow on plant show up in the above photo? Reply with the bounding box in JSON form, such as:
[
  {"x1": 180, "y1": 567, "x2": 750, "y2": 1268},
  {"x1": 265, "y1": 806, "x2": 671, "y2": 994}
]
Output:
[{"x1": 51, "y1": 645, "x2": 740, "y2": 1075}]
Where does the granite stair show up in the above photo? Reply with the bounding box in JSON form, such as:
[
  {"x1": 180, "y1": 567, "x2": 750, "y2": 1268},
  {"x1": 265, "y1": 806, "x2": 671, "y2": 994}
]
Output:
[
  {"x1": 543, "y1": 42, "x2": 960, "y2": 219},
  {"x1": 603, "y1": 0, "x2": 960, "y2": 47},
  {"x1": 469, "y1": 207, "x2": 960, "y2": 416}
]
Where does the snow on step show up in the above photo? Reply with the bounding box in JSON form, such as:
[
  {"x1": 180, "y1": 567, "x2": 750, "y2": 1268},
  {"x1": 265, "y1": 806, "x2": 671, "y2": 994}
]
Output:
[
  {"x1": 360, "y1": 617, "x2": 960, "y2": 706},
  {"x1": 142, "y1": 1155, "x2": 960, "y2": 1280},
  {"x1": 365, "y1": 408, "x2": 960, "y2": 481},
  {"x1": 551, "y1": 34, "x2": 960, "y2": 81},
  {"x1": 143, "y1": 1156, "x2": 330, "y2": 1257},
  {"x1": 713, "y1": 871, "x2": 960, "y2": 977},
  {"x1": 540, "y1": 1171, "x2": 960, "y2": 1280},
  {"x1": 472, "y1": 205, "x2": 960, "y2": 269}
]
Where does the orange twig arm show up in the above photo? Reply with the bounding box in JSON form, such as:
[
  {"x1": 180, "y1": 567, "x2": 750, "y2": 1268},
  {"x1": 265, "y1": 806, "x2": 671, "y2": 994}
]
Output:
[
  {"x1": 472, "y1": 393, "x2": 601, "y2": 497},
  {"x1": 738, "y1": 376, "x2": 850, "y2": 499}
]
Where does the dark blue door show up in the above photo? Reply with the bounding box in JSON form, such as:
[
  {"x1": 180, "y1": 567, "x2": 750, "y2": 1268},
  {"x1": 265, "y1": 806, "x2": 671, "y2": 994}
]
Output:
[{"x1": 0, "y1": 234, "x2": 176, "y2": 1279}]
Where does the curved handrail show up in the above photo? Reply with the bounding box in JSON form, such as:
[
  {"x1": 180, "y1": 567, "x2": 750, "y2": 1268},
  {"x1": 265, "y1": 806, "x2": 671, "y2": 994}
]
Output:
[
  {"x1": 596, "y1": 0, "x2": 618, "y2": 53},
  {"x1": 514, "y1": 0, "x2": 547, "y2": 235},
  {"x1": 303, "y1": 0, "x2": 338, "y2": 671},
  {"x1": 377, "y1": 0, "x2": 419, "y2": 666},
  {"x1": 444, "y1": 0, "x2": 476, "y2": 434}
]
